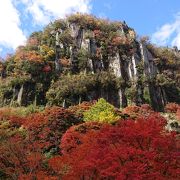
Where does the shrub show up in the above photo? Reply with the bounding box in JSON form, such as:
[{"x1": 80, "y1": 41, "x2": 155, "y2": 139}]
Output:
[
  {"x1": 176, "y1": 109, "x2": 180, "y2": 121},
  {"x1": 0, "y1": 106, "x2": 44, "y2": 118},
  {"x1": 0, "y1": 136, "x2": 44, "y2": 179},
  {"x1": 23, "y1": 107, "x2": 82, "y2": 154},
  {"x1": 68, "y1": 101, "x2": 95, "y2": 119},
  {"x1": 122, "y1": 104, "x2": 155, "y2": 119},
  {"x1": 165, "y1": 103, "x2": 180, "y2": 113},
  {"x1": 83, "y1": 98, "x2": 120, "y2": 123},
  {"x1": 60, "y1": 122, "x2": 104, "y2": 154}
]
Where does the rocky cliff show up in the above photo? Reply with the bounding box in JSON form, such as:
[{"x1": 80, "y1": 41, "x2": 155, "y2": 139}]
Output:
[{"x1": 0, "y1": 14, "x2": 179, "y2": 111}]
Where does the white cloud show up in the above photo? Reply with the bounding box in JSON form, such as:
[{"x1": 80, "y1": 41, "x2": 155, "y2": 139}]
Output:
[
  {"x1": 171, "y1": 30, "x2": 180, "y2": 48},
  {"x1": 152, "y1": 13, "x2": 180, "y2": 48},
  {"x1": 20, "y1": 0, "x2": 92, "y2": 25},
  {"x1": 0, "y1": 0, "x2": 26, "y2": 50},
  {"x1": 0, "y1": 0, "x2": 92, "y2": 53}
]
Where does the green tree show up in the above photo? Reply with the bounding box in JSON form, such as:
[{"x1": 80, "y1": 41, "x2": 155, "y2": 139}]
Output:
[{"x1": 83, "y1": 98, "x2": 120, "y2": 123}]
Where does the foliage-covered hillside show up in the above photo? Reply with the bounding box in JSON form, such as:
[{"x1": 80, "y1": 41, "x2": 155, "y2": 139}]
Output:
[{"x1": 0, "y1": 13, "x2": 179, "y2": 111}]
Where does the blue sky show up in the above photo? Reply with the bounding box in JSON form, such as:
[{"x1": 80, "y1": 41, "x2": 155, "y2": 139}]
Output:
[{"x1": 0, "y1": 0, "x2": 180, "y2": 58}]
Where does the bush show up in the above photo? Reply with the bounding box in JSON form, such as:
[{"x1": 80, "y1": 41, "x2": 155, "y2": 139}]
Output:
[
  {"x1": 165, "y1": 103, "x2": 180, "y2": 113},
  {"x1": 0, "y1": 106, "x2": 44, "y2": 118},
  {"x1": 122, "y1": 104, "x2": 155, "y2": 119},
  {"x1": 60, "y1": 122, "x2": 104, "y2": 154},
  {"x1": 176, "y1": 109, "x2": 180, "y2": 121},
  {"x1": 83, "y1": 98, "x2": 120, "y2": 123},
  {"x1": 23, "y1": 107, "x2": 82, "y2": 155},
  {"x1": 0, "y1": 135, "x2": 45, "y2": 179},
  {"x1": 68, "y1": 101, "x2": 95, "y2": 120}
]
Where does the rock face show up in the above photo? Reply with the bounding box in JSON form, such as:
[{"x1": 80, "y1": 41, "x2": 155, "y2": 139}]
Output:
[
  {"x1": 109, "y1": 53, "x2": 122, "y2": 77},
  {"x1": 0, "y1": 14, "x2": 179, "y2": 110},
  {"x1": 17, "y1": 84, "x2": 24, "y2": 106},
  {"x1": 66, "y1": 22, "x2": 165, "y2": 110},
  {"x1": 139, "y1": 43, "x2": 165, "y2": 111},
  {"x1": 67, "y1": 22, "x2": 167, "y2": 110}
]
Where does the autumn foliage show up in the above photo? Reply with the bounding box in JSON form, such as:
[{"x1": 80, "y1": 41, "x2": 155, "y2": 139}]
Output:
[
  {"x1": 0, "y1": 12, "x2": 180, "y2": 180},
  {"x1": 0, "y1": 103, "x2": 179, "y2": 179},
  {"x1": 83, "y1": 98, "x2": 120, "y2": 123},
  {"x1": 60, "y1": 122, "x2": 104, "y2": 154},
  {"x1": 0, "y1": 135, "x2": 45, "y2": 179},
  {"x1": 50, "y1": 116, "x2": 179, "y2": 180},
  {"x1": 68, "y1": 101, "x2": 95, "y2": 118},
  {"x1": 165, "y1": 103, "x2": 180, "y2": 113},
  {"x1": 22, "y1": 107, "x2": 82, "y2": 154},
  {"x1": 122, "y1": 104, "x2": 156, "y2": 119}
]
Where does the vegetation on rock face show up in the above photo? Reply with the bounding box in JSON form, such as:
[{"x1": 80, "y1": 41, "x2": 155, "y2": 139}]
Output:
[
  {"x1": 0, "y1": 13, "x2": 179, "y2": 109},
  {"x1": 146, "y1": 42, "x2": 180, "y2": 104},
  {"x1": 46, "y1": 72, "x2": 119, "y2": 106}
]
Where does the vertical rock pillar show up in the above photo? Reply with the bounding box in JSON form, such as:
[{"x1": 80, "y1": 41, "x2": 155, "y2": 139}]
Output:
[{"x1": 140, "y1": 42, "x2": 165, "y2": 111}]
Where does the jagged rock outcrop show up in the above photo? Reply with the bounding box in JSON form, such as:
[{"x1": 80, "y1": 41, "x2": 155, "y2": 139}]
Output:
[{"x1": 0, "y1": 14, "x2": 179, "y2": 110}]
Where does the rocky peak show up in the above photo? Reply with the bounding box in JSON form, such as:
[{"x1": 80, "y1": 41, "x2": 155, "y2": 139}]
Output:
[{"x1": 0, "y1": 13, "x2": 179, "y2": 111}]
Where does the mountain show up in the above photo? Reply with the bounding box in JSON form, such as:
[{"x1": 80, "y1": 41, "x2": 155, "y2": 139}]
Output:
[{"x1": 0, "y1": 13, "x2": 179, "y2": 111}]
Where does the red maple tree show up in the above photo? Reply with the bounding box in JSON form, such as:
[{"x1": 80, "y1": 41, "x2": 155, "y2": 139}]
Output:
[{"x1": 50, "y1": 115, "x2": 180, "y2": 180}]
